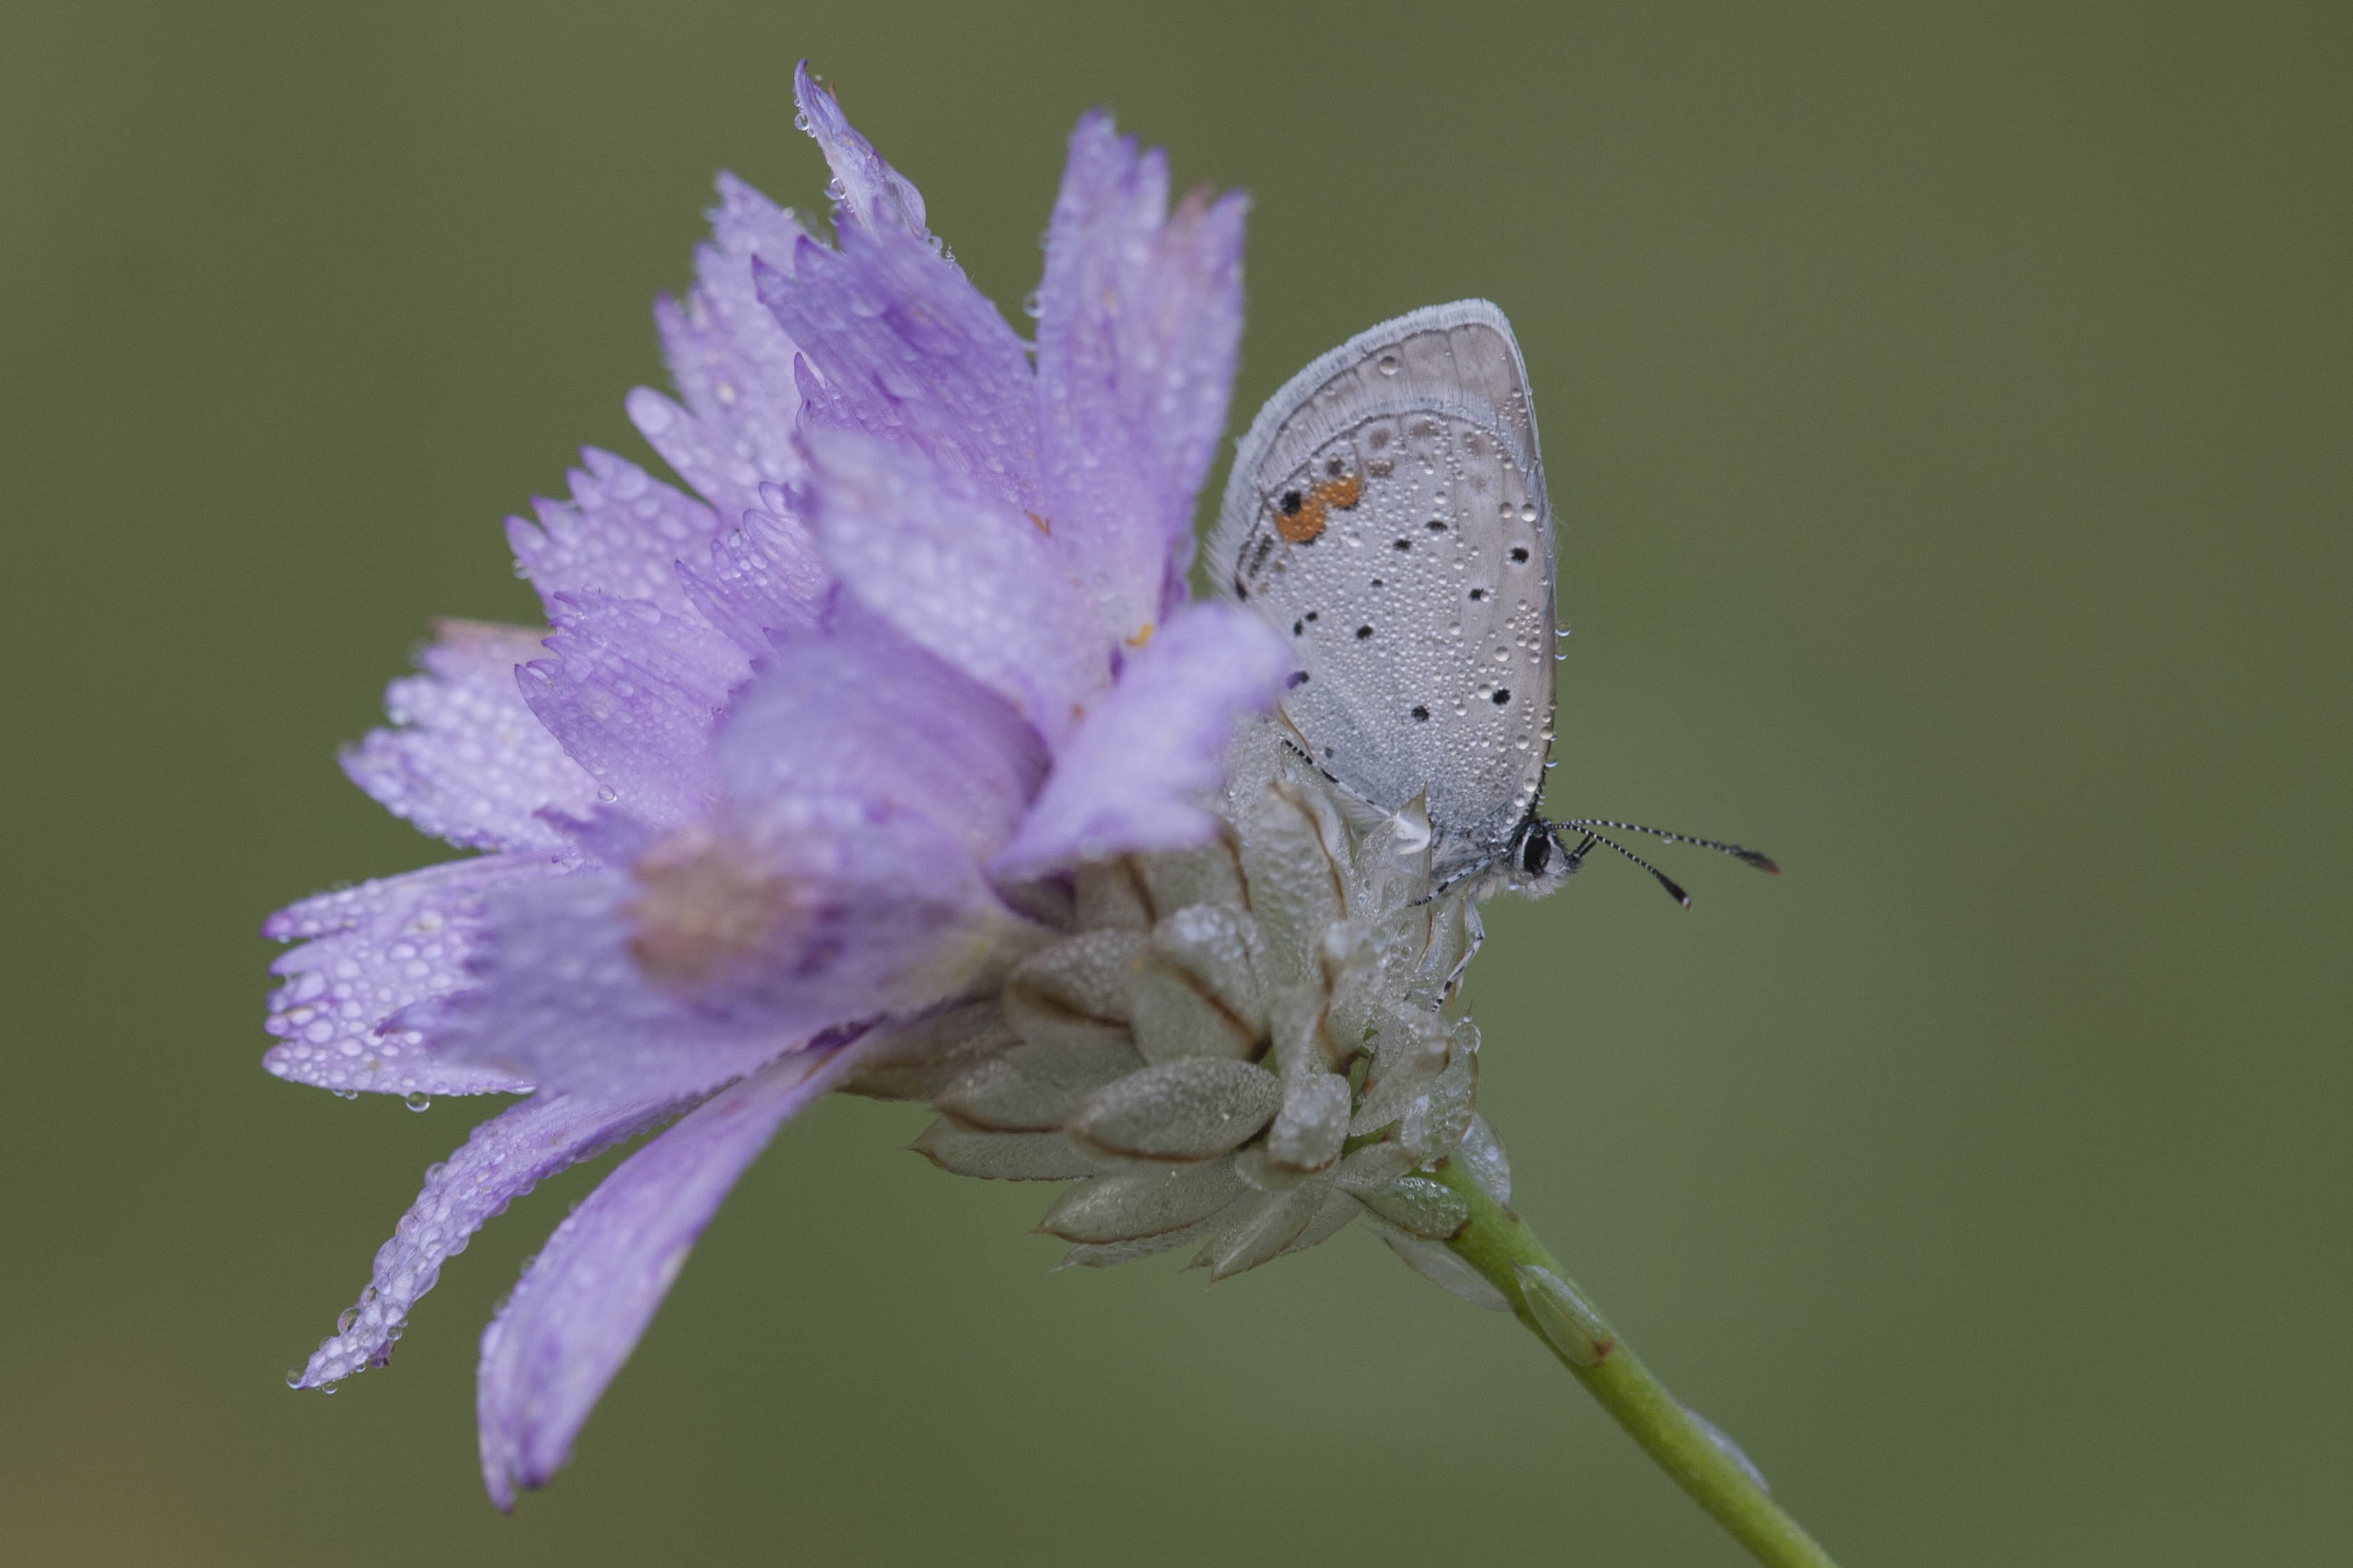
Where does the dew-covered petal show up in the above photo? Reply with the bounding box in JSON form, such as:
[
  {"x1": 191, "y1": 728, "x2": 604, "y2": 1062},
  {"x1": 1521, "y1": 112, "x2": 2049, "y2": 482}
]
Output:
[
  {"x1": 415, "y1": 868, "x2": 802, "y2": 1100},
  {"x1": 428, "y1": 804, "x2": 1038, "y2": 1101},
  {"x1": 476, "y1": 1043, "x2": 859, "y2": 1508},
  {"x1": 507, "y1": 450, "x2": 713, "y2": 622},
  {"x1": 264, "y1": 854, "x2": 563, "y2": 1096},
  {"x1": 638, "y1": 172, "x2": 822, "y2": 524},
  {"x1": 993, "y1": 603, "x2": 1290, "y2": 878},
  {"x1": 341, "y1": 623, "x2": 599, "y2": 854},
  {"x1": 293, "y1": 1086, "x2": 678, "y2": 1391},
  {"x1": 793, "y1": 61, "x2": 926, "y2": 243},
  {"x1": 761, "y1": 72, "x2": 1038, "y2": 520},
  {"x1": 1040, "y1": 1161, "x2": 1245, "y2": 1244},
  {"x1": 911, "y1": 1121, "x2": 1110, "y2": 1182},
  {"x1": 801, "y1": 428, "x2": 1098, "y2": 739},
  {"x1": 1000, "y1": 930, "x2": 1147, "y2": 1051},
  {"x1": 1067, "y1": 1059, "x2": 1282, "y2": 1162},
  {"x1": 625, "y1": 388, "x2": 765, "y2": 539},
  {"x1": 718, "y1": 600, "x2": 1046, "y2": 864},
  {"x1": 936, "y1": 1037, "x2": 1144, "y2": 1132},
  {"x1": 674, "y1": 495, "x2": 825, "y2": 655},
  {"x1": 516, "y1": 593, "x2": 753, "y2": 829},
  {"x1": 1035, "y1": 113, "x2": 1247, "y2": 643}
]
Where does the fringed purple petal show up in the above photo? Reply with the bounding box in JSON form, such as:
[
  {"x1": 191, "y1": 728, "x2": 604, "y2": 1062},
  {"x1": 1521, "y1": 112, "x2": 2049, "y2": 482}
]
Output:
[
  {"x1": 757, "y1": 223, "x2": 1042, "y2": 520},
  {"x1": 759, "y1": 74, "x2": 1037, "y2": 519},
  {"x1": 643, "y1": 172, "x2": 819, "y2": 528},
  {"x1": 516, "y1": 593, "x2": 752, "y2": 829},
  {"x1": 339, "y1": 623, "x2": 599, "y2": 853},
  {"x1": 475, "y1": 1042, "x2": 861, "y2": 1507},
  {"x1": 720, "y1": 599, "x2": 1047, "y2": 863},
  {"x1": 1036, "y1": 114, "x2": 1248, "y2": 638},
  {"x1": 802, "y1": 427, "x2": 1101, "y2": 743},
  {"x1": 673, "y1": 489, "x2": 825, "y2": 656},
  {"x1": 264, "y1": 854, "x2": 562, "y2": 1096},
  {"x1": 293, "y1": 1087, "x2": 681, "y2": 1391},
  {"x1": 507, "y1": 449, "x2": 713, "y2": 622},
  {"x1": 625, "y1": 387, "x2": 770, "y2": 542},
  {"x1": 793, "y1": 60, "x2": 926, "y2": 242},
  {"x1": 425, "y1": 819, "x2": 1033, "y2": 1099},
  {"x1": 414, "y1": 868, "x2": 812, "y2": 1101},
  {"x1": 993, "y1": 603, "x2": 1291, "y2": 877}
]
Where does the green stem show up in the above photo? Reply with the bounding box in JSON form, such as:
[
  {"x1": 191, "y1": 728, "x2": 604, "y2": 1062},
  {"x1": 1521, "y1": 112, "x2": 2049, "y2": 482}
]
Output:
[{"x1": 1433, "y1": 1161, "x2": 1840, "y2": 1568}]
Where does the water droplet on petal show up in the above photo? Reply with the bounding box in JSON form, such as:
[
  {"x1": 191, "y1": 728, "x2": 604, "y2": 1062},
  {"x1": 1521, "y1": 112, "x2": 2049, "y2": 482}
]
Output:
[
  {"x1": 336, "y1": 1309, "x2": 358, "y2": 1335},
  {"x1": 1021, "y1": 289, "x2": 1043, "y2": 319},
  {"x1": 403, "y1": 1091, "x2": 431, "y2": 1113}
]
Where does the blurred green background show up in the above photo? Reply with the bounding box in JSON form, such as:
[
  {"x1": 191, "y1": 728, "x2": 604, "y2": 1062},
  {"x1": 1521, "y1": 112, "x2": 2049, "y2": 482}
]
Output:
[{"x1": 2, "y1": 2, "x2": 2344, "y2": 1563}]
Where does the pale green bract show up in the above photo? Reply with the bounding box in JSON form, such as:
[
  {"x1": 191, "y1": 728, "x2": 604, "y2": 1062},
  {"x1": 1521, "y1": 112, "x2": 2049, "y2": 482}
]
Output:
[{"x1": 842, "y1": 720, "x2": 1514, "y2": 1295}]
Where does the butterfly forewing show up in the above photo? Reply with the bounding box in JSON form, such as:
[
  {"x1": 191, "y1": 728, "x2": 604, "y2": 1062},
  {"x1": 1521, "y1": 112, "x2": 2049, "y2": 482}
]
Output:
[{"x1": 1211, "y1": 301, "x2": 1556, "y2": 881}]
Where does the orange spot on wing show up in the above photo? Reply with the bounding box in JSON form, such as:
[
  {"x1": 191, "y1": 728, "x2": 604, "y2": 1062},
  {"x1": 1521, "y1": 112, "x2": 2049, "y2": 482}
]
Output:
[{"x1": 1273, "y1": 472, "x2": 1366, "y2": 544}]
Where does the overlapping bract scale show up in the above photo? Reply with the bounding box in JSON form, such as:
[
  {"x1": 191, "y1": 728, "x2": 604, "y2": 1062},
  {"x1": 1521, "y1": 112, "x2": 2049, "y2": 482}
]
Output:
[{"x1": 899, "y1": 726, "x2": 1511, "y2": 1292}]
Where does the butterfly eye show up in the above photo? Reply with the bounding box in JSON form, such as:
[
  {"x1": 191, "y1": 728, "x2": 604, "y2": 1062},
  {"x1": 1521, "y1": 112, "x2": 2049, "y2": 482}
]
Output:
[{"x1": 1521, "y1": 830, "x2": 1552, "y2": 876}]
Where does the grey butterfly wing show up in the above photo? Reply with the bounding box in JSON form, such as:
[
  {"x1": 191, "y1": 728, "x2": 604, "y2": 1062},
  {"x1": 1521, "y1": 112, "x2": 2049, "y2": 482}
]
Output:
[{"x1": 1211, "y1": 301, "x2": 1557, "y2": 878}]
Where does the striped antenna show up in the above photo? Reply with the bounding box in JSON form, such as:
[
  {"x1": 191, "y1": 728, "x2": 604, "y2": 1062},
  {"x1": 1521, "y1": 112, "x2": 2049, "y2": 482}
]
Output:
[
  {"x1": 1555, "y1": 818, "x2": 1779, "y2": 876},
  {"x1": 1560, "y1": 827, "x2": 1692, "y2": 909}
]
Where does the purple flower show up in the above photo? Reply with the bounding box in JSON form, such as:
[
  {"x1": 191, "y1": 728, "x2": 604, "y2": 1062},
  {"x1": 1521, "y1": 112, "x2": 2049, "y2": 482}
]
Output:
[{"x1": 264, "y1": 63, "x2": 1288, "y2": 1507}]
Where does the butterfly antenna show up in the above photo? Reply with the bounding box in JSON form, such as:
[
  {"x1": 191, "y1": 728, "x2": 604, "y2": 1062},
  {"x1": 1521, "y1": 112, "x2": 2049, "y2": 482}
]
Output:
[
  {"x1": 1573, "y1": 829, "x2": 1692, "y2": 909},
  {"x1": 1556, "y1": 818, "x2": 1779, "y2": 875}
]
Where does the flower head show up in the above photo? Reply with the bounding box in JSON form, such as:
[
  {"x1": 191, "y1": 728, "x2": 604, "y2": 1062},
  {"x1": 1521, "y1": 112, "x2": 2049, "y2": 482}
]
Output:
[
  {"x1": 266, "y1": 64, "x2": 1289, "y2": 1507},
  {"x1": 892, "y1": 722, "x2": 1517, "y2": 1295}
]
